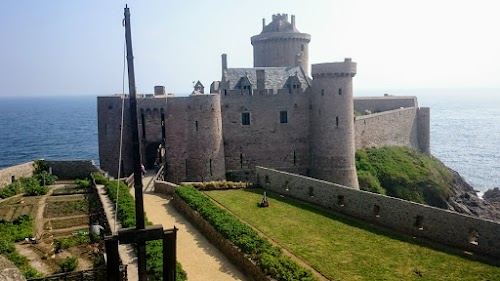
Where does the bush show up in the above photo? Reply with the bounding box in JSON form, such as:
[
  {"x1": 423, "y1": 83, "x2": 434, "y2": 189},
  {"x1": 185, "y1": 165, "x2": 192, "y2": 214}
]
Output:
[
  {"x1": 21, "y1": 177, "x2": 48, "y2": 196},
  {"x1": 58, "y1": 257, "x2": 78, "y2": 273},
  {"x1": 34, "y1": 171, "x2": 58, "y2": 186},
  {"x1": 176, "y1": 185, "x2": 317, "y2": 281},
  {"x1": 0, "y1": 181, "x2": 22, "y2": 199},
  {"x1": 75, "y1": 178, "x2": 92, "y2": 189}
]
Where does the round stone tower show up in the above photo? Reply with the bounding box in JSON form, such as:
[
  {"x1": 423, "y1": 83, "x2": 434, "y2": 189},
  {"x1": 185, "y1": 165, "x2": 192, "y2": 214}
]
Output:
[
  {"x1": 310, "y1": 59, "x2": 359, "y2": 189},
  {"x1": 251, "y1": 14, "x2": 311, "y2": 76}
]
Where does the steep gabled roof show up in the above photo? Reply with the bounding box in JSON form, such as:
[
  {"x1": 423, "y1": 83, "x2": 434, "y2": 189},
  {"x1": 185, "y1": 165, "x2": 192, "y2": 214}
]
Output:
[{"x1": 223, "y1": 66, "x2": 310, "y2": 92}]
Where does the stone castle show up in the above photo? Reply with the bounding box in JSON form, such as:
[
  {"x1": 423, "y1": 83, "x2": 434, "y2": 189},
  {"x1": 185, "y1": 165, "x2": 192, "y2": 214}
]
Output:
[{"x1": 97, "y1": 14, "x2": 430, "y2": 188}]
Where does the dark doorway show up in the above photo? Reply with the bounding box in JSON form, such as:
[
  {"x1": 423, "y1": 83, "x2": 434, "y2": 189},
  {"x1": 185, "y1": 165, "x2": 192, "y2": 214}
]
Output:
[{"x1": 145, "y1": 142, "x2": 161, "y2": 169}]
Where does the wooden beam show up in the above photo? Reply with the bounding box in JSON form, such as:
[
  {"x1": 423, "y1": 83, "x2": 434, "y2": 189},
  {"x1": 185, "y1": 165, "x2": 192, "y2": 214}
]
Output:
[{"x1": 117, "y1": 225, "x2": 164, "y2": 244}]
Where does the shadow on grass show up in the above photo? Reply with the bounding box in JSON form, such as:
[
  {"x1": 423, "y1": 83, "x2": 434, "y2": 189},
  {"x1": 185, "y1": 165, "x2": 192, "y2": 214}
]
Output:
[{"x1": 241, "y1": 187, "x2": 500, "y2": 267}]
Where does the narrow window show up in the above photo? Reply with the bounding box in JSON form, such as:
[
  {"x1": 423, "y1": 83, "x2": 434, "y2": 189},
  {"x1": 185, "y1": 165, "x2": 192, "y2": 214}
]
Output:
[
  {"x1": 414, "y1": 215, "x2": 424, "y2": 230},
  {"x1": 104, "y1": 124, "x2": 107, "y2": 136},
  {"x1": 242, "y1": 112, "x2": 250, "y2": 125},
  {"x1": 301, "y1": 44, "x2": 304, "y2": 51},
  {"x1": 240, "y1": 153, "x2": 243, "y2": 169},
  {"x1": 185, "y1": 159, "x2": 188, "y2": 178},
  {"x1": 293, "y1": 151, "x2": 296, "y2": 166},
  {"x1": 308, "y1": 186, "x2": 314, "y2": 197},
  {"x1": 373, "y1": 205, "x2": 381, "y2": 217},
  {"x1": 284, "y1": 181, "x2": 289, "y2": 191},
  {"x1": 161, "y1": 112, "x2": 166, "y2": 141},
  {"x1": 209, "y1": 159, "x2": 213, "y2": 176},
  {"x1": 321, "y1": 89, "x2": 325, "y2": 96},
  {"x1": 337, "y1": 195, "x2": 345, "y2": 206},
  {"x1": 280, "y1": 111, "x2": 288, "y2": 123},
  {"x1": 468, "y1": 228, "x2": 479, "y2": 245},
  {"x1": 224, "y1": 89, "x2": 227, "y2": 95},
  {"x1": 336, "y1": 116, "x2": 339, "y2": 127},
  {"x1": 195, "y1": 121, "x2": 198, "y2": 131},
  {"x1": 141, "y1": 110, "x2": 146, "y2": 138},
  {"x1": 11, "y1": 176, "x2": 15, "y2": 183},
  {"x1": 265, "y1": 175, "x2": 270, "y2": 185},
  {"x1": 338, "y1": 88, "x2": 342, "y2": 95}
]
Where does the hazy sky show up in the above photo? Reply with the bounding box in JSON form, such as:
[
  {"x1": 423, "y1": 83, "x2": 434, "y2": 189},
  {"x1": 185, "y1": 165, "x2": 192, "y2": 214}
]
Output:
[{"x1": 1, "y1": 0, "x2": 499, "y2": 96}]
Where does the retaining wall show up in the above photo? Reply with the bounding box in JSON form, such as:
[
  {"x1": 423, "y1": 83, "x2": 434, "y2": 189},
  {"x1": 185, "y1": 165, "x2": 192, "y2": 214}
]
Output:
[
  {"x1": 172, "y1": 194, "x2": 270, "y2": 281},
  {"x1": 154, "y1": 180, "x2": 177, "y2": 195},
  {"x1": 255, "y1": 167, "x2": 500, "y2": 259},
  {"x1": 46, "y1": 160, "x2": 100, "y2": 179},
  {"x1": 0, "y1": 162, "x2": 35, "y2": 188}
]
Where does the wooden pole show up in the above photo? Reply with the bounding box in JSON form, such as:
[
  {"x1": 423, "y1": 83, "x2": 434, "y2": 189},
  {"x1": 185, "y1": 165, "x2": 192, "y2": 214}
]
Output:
[
  {"x1": 104, "y1": 236, "x2": 120, "y2": 281},
  {"x1": 123, "y1": 5, "x2": 147, "y2": 281}
]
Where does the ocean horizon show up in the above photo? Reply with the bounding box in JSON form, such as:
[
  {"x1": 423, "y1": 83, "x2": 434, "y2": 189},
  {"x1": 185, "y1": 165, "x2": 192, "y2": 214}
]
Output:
[{"x1": 0, "y1": 89, "x2": 498, "y2": 192}]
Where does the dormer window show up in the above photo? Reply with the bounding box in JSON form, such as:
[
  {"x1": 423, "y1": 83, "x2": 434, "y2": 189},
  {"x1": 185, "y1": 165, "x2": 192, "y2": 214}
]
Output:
[
  {"x1": 236, "y1": 76, "x2": 253, "y2": 95},
  {"x1": 286, "y1": 75, "x2": 302, "y2": 94}
]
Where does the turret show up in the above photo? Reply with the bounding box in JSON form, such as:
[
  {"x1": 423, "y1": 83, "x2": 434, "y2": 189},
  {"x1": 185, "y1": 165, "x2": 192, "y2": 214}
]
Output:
[
  {"x1": 251, "y1": 13, "x2": 311, "y2": 76},
  {"x1": 310, "y1": 59, "x2": 359, "y2": 189}
]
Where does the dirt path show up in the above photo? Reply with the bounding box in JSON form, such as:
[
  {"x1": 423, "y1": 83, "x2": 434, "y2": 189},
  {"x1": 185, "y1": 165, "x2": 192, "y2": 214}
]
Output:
[{"x1": 136, "y1": 175, "x2": 248, "y2": 281}]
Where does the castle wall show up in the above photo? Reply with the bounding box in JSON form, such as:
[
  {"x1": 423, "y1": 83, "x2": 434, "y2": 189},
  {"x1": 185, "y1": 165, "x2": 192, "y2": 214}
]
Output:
[
  {"x1": 0, "y1": 162, "x2": 34, "y2": 188},
  {"x1": 256, "y1": 167, "x2": 500, "y2": 259},
  {"x1": 221, "y1": 89, "x2": 311, "y2": 177},
  {"x1": 137, "y1": 98, "x2": 168, "y2": 168},
  {"x1": 310, "y1": 61, "x2": 359, "y2": 189},
  {"x1": 97, "y1": 96, "x2": 134, "y2": 178},
  {"x1": 354, "y1": 107, "x2": 419, "y2": 150},
  {"x1": 165, "y1": 95, "x2": 225, "y2": 183},
  {"x1": 354, "y1": 96, "x2": 417, "y2": 113},
  {"x1": 45, "y1": 160, "x2": 100, "y2": 179},
  {"x1": 417, "y1": 107, "x2": 431, "y2": 155}
]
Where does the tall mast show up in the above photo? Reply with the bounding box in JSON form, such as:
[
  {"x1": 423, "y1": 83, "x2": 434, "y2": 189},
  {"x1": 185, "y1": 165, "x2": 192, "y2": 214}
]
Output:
[{"x1": 123, "y1": 5, "x2": 147, "y2": 280}]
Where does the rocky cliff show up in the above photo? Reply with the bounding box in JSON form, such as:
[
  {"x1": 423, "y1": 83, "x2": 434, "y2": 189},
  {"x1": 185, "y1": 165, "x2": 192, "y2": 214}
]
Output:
[{"x1": 449, "y1": 176, "x2": 500, "y2": 221}]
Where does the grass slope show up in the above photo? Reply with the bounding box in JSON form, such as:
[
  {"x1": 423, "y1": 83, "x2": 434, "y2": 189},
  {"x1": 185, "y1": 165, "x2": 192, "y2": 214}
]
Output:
[
  {"x1": 206, "y1": 189, "x2": 500, "y2": 281},
  {"x1": 356, "y1": 146, "x2": 452, "y2": 208}
]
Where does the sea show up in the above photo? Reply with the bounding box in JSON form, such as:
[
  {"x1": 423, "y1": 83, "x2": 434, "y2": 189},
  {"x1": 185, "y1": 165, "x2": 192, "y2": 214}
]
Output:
[{"x1": 0, "y1": 90, "x2": 499, "y2": 193}]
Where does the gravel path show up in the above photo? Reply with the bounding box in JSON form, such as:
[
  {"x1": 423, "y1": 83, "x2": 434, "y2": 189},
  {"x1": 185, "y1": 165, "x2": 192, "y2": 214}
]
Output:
[
  {"x1": 137, "y1": 175, "x2": 248, "y2": 281},
  {"x1": 98, "y1": 174, "x2": 247, "y2": 281}
]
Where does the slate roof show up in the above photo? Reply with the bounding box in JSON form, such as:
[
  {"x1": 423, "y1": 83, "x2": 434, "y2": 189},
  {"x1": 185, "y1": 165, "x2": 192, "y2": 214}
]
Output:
[{"x1": 223, "y1": 66, "x2": 310, "y2": 92}]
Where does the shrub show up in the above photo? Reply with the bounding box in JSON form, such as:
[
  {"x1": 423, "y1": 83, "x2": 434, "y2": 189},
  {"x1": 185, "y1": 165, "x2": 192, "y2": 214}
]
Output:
[
  {"x1": 58, "y1": 257, "x2": 78, "y2": 273},
  {"x1": 357, "y1": 170, "x2": 385, "y2": 194},
  {"x1": 21, "y1": 177, "x2": 48, "y2": 196},
  {"x1": 75, "y1": 178, "x2": 92, "y2": 189},
  {"x1": 34, "y1": 171, "x2": 58, "y2": 186},
  {"x1": 176, "y1": 185, "x2": 317, "y2": 281},
  {"x1": 0, "y1": 181, "x2": 22, "y2": 199}
]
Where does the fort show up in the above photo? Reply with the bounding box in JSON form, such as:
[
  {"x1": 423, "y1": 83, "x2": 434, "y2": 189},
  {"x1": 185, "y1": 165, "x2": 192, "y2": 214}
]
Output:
[{"x1": 97, "y1": 13, "x2": 430, "y2": 189}]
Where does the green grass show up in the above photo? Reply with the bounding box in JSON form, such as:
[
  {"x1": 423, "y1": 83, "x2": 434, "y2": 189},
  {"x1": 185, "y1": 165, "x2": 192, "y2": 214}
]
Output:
[
  {"x1": 206, "y1": 189, "x2": 500, "y2": 281},
  {"x1": 356, "y1": 146, "x2": 452, "y2": 208}
]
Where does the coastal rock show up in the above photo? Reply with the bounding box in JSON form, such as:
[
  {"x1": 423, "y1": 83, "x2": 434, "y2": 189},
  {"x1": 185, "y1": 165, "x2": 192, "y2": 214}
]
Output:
[{"x1": 446, "y1": 169, "x2": 500, "y2": 221}]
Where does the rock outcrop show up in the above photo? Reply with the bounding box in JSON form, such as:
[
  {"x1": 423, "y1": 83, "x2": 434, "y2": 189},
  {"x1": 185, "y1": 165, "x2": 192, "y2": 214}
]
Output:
[{"x1": 446, "y1": 169, "x2": 500, "y2": 221}]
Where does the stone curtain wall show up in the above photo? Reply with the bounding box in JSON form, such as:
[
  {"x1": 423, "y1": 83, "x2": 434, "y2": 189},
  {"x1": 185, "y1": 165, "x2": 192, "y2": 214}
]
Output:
[
  {"x1": 46, "y1": 160, "x2": 100, "y2": 179},
  {"x1": 0, "y1": 161, "x2": 35, "y2": 188},
  {"x1": 354, "y1": 96, "x2": 417, "y2": 113},
  {"x1": 256, "y1": 167, "x2": 500, "y2": 258},
  {"x1": 354, "y1": 107, "x2": 419, "y2": 151}
]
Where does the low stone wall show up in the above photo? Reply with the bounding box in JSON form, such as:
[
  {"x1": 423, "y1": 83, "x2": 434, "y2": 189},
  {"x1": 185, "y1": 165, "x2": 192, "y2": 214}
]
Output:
[
  {"x1": 256, "y1": 167, "x2": 500, "y2": 259},
  {"x1": 154, "y1": 180, "x2": 177, "y2": 195},
  {"x1": 172, "y1": 194, "x2": 270, "y2": 281},
  {"x1": 0, "y1": 162, "x2": 35, "y2": 188},
  {"x1": 46, "y1": 160, "x2": 100, "y2": 180}
]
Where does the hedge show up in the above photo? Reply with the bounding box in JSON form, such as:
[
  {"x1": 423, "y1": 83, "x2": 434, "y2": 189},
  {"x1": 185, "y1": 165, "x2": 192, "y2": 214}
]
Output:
[
  {"x1": 93, "y1": 173, "x2": 187, "y2": 281},
  {"x1": 176, "y1": 185, "x2": 317, "y2": 281}
]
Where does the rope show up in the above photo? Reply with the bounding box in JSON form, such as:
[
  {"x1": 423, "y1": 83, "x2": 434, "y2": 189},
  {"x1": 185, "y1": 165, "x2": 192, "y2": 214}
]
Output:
[{"x1": 113, "y1": 35, "x2": 127, "y2": 234}]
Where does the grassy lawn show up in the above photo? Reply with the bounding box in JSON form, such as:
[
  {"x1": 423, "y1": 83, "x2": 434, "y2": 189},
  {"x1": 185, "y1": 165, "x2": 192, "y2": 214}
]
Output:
[{"x1": 206, "y1": 188, "x2": 500, "y2": 281}]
